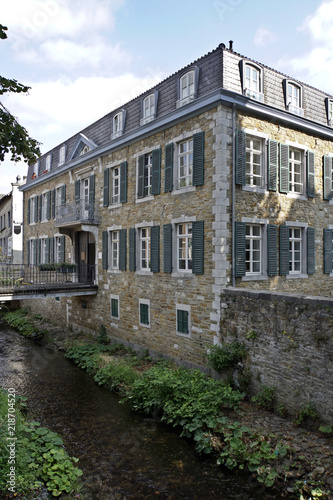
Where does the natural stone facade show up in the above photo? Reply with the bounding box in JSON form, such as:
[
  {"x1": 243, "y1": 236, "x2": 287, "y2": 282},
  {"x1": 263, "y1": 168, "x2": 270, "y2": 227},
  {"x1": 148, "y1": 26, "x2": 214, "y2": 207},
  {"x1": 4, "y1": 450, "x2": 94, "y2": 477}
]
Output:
[
  {"x1": 20, "y1": 43, "x2": 333, "y2": 369},
  {"x1": 220, "y1": 287, "x2": 333, "y2": 424}
]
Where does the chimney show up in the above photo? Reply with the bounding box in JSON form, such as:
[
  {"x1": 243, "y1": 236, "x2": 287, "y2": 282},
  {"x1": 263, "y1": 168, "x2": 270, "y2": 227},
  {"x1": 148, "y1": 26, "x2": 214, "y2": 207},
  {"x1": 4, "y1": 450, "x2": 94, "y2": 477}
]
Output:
[{"x1": 229, "y1": 40, "x2": 233, "y2": 51}]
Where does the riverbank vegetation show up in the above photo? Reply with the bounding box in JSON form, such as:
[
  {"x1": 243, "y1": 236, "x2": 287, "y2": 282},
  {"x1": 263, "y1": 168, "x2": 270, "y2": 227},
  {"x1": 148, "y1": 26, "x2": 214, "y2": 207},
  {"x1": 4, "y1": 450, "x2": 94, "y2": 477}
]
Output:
[
  {"x1": 2, "y1": 309, "x2": 332, "y2": 499},
  {"x1": 0, "y1": 388, "x2": 82, "y2": 499}
]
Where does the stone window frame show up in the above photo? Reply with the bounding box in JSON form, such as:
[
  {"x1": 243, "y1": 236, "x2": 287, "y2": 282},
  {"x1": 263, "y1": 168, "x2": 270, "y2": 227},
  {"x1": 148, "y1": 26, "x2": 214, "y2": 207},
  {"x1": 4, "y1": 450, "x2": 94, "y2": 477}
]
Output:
[
  {"x1": 176, "y1": 303, "x2": 191, "y2": 337},
  {"x1": 28, "y1": 238, "x2": 37, "y2": 265},
  {"x1": 170, "y1": 215, "x2": 196, "y2": 278},
  {"x1": 39, "y1": 235, "x2": 48, "y2": 264},
  {"x1": 241, "y1": 128, "x2": 269, "y2": 194},
  {"x1": 53, "y1": 234, "x2": 63, "y2": 264},
  {"x1": 285, "y1": 221, "x2": 308, "y2": 280},
  {"x1": 40, "y1": 190, "x2": 50, "y2": 222},
  {"x1": 134, "y1": 145, "x2": 160, "y2": 204},
  {"x1": 107, "y1": 224, "x2": 122, "y2": 273},
  {"x1": 139, "y1": 298, "x2": 151, "y2": 328},
  {"x1": 240, "y1": 217, "x2": 269, "y2": 282},
  {"x1": 29, "y1": 195, "x2": 38, "y2": 225},
  {"x1": 170, "y1": 129, "x2": 201, "y2": 196},
  {"x1": 327, "y1": 224, "x2": 333, "y2": 278},
  {"x1": 135, "y1": 221, "x2": 154, "y2": 276}
]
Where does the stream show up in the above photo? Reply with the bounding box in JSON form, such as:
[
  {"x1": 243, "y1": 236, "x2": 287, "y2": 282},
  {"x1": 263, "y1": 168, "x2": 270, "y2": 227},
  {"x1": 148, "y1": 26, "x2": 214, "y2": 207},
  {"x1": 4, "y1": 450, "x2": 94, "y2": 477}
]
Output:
[{"x1": 0, "y1": 325, "x2": 284, "y2": 499}]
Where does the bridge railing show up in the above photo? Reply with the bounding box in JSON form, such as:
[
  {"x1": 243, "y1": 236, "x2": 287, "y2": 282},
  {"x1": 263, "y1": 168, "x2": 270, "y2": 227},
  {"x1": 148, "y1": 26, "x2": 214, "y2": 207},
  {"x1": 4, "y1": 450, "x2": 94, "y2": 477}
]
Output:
[{"x1": 0, "y1": 264, "x2": 96, "y2": 290}]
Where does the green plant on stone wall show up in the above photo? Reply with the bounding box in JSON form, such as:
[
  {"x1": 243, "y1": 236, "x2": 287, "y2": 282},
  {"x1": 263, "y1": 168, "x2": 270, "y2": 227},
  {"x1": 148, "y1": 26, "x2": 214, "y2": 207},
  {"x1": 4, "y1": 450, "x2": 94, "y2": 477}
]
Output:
[
  {"x1": 205, "y1": 342, "x2": 247, "y2": 373},
  {"x1": 246, "y1": 329, "x2": 258, "y2": 340},
  {"x1": 294, "y1": 403, "x2": 318, "y2": 426},
  {"x1": 252, "y1": 385, "x2": 276, "y2": 411}
]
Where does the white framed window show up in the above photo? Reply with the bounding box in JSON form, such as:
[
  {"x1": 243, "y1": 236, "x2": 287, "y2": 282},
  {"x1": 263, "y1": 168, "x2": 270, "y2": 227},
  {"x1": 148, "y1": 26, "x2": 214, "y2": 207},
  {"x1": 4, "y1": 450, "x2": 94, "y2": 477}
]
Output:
[
  {"x1": 29, "y1": 195, "x2": 38, "y2": 224},
  {"x1": 32, "y1": 161, "x2": 39, "y2": 179},
  {"x1": 110, "y1": 294, "x2": 119, "y2": 319},
  {"x1": 177, "y1": 139, "x2": 193, "y2": 189},
  {"x1": 41, "y1": 193, "x2": 48, "y2": 221},
  {"x1": 28, "y1": 239, "x2": 36, "y2": 265},
  {"x1": 246, "y1": 135, "x2": 264, "y2": 187},
  {"x1": 39, "y1": 237, "x2": 47, "y2": 264},
  {"x1": 45, "y1": 154, "x2": 51, "y2": 172},
  {"x1": 110, "y1": 166, "x2": 120, "y2": 204},
  {"x1": 246, "y1": 224, "x2": 262, "y2": 275},
  {"x1": 55, "y1": 186, "x2": 63, "y2": 208},
  {"x1": 326, "y1": 98, "x2": 333, "y2": 127},
  {"x1": 139, "y1": 153, "x2": 152, "y2": 198},
  {"x1": 241, "y1": 61, "x2": 263, "y2": 102},
  {"x1": 140, "y1": 93, "x2": 156, "y2": 125},
  {"x1": 59, "y1": 146, "x2": 66, "y2": 166},
  {"x1": 54, "y1": 236, "x2": 62, "y2": 263},
  {"x1": 285, "y1": 80, "x2": 303, "y2": 116},
  {"x1": 176, "y1": 304, "x2": 191, "y2": 336},
  {"x1": 139, "y1": 298, "x2": 150, "y2": 327},
  {"x1": 289, "y1": 148, "x2": 303, "y2": 194},
  {"x1": 139, "y1": 227, "x2": 150, "y2": 271},
  {"x1": 177, "y1": 223, "x2": 192, "y2": 272},
  {"x1": 109, "y1": 230, "x2": 119, "y2": 270},
  {"x1": 289, "y1": 227, "x2": 302, "y2": 274},
  {"x1": 112, "y1": 111, "x2": 125, "y2": 139}
]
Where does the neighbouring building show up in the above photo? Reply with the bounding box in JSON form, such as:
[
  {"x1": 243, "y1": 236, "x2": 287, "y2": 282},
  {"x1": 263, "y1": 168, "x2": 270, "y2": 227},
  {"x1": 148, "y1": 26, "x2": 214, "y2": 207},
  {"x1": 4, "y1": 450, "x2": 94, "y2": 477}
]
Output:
[
  {"x1": 20, "y1": 41, "x2": 333, "y2": 367},
  {"x1": 0, "y1": 176, "x2": 25, "y2": 264}
]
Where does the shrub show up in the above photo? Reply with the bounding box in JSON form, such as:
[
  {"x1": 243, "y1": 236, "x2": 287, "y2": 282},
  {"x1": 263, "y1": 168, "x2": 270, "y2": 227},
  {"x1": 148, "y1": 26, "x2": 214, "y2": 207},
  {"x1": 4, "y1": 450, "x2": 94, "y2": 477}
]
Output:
[
  {"x1": 3, "y1": 308, "x2": 46, "y2": 340},
  {"x1": 205, "y1": 342, "x2": 247, "y2": 372},
  {"x1": 251, "y1": 385, "x2": 276, "y2": 411},
  {"x1": 94, "y1": 361, "x2": 141, "y2": 392}
]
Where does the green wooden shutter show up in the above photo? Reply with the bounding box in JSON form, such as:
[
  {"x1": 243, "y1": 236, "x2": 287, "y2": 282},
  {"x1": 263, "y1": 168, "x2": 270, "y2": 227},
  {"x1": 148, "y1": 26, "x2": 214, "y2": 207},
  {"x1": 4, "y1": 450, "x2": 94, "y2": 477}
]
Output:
[
  {"x1": 151, "y1": 226, "x2": 160, "y2": 272},
  {"x1": 235, "y1": 221, "x2": 246, "y2": 277},
  {"x1": 46, "y1": 191, "x2": 51, "y2": 220},
  {"x1": 102, "y1": 231, "x2": 108, "y2": 270},
  {"x1": 192, "y1": 220, "x2": 204, "y2": 274},
  {"x1": 119, "y1": 229, "x2": 127, "y2": 271},
  {"x1": 103, "y1": 168, "x2": 109, "y2": 207},
  {"x1": 279, "y1": 143, "x2": 289, "y2": 194},
  {"x1": 120, "y1": 161, "x2": 128, "y2": 203},
  {"x1": 27, "y1": 199, "x2": 30, "y2": 225},
  {"x1": 137, "y1": 155, "x2": 145, "y2": 198},
  {"x1": 307, "y1": 227, "x2": 315, "y2": 274},
  {"x1": 151, "y1": 148, "x2": 161, "y2": 195},
  {"x1": 59, "y1": 236, "x2": 65, "y2": 263},
  {"x1": 129, "y1": 228, "x2": 136, "y2": 271},
  {"x1": 279, "y1": 225, "x2": 290, "y2": 275},
  {"x1": 89, "y1": 174, "x2": 95, "y2": 203},
  {"x1": 307, "y1": 151, "x2": 315, "y2": 198},
  {"x1": 34, "y1": 197, "x2": 38, "y2": 223},
  {"x1": 45, "y1": 238, "x2": 50, "y2": 263},
  {"x1": 163, "y1": 224, "x2": 172, "y2": 273},
  {"x1": 268, "y1": 140, "x2": 278, "y2": 191},
  {"x1": 37, "y1": 238, "x2": 41, "y2": 264},
  {"x1": 39, "y1": 194, "x2": 42, "y2": 222},
  {"x1": 193, "y1": 131, "x2": 204, "y2": 186},
  {"x1": 165, "y1": 143, "x2": 174, "y2": 192},
  {"x1": 61, "y1": 185, "x2": 66, "y2": 204},
  {"x1": 267, "y1": 224, "x2": 277, "y2": 276},
  {"x1": 236, "y1": 130, "x2": 246, "y2": 185},
  {"x1": 51, "y1": 189, "x2": 55, "y2": 218},
  {"x1": 323, "y1": 228, "x2": 333, "y2": 274},
  {"x1": 27, "y1": 240, "x2": 30, "y2": 265},
  {"x1": 323, "y1": 156, "x2": 332, "y2": 200},
  {"x1": 75, "y1": 180, "x2": 80, "y2": 202},
  {"x1": 49, "y1": 237, "x2": 54, "y2": 263},
  {"x1": 33, "y1": 239, "x2": 37, "y2": 265}
]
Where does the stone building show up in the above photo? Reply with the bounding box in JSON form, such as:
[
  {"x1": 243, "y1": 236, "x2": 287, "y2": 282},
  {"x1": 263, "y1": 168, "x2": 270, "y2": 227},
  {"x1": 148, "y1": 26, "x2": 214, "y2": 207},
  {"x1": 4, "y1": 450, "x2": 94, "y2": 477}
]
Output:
[
  {"x1": 0, "y1": 177, "x2": 25, "y2": 263},
  {"x1": 21, "y1": 42, "x2": 333, "y2": 367}
]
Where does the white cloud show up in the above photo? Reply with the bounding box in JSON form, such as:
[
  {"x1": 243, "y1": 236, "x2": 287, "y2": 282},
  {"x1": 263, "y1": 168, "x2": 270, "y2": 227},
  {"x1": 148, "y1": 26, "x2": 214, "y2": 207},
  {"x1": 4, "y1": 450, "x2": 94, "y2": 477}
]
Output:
[
  {"x1": 278, "y1": 1, "x2": 333, "y2": 93},
  {"x1": 254, "y1": 27, "x2": 277, "y2": 47}
]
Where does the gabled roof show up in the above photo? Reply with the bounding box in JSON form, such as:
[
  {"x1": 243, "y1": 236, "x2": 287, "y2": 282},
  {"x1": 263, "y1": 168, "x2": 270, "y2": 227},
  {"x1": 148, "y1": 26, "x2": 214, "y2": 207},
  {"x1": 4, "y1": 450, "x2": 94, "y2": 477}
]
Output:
[{"x1": 68, "y1": 133, "x2": 98, "y2": 161}]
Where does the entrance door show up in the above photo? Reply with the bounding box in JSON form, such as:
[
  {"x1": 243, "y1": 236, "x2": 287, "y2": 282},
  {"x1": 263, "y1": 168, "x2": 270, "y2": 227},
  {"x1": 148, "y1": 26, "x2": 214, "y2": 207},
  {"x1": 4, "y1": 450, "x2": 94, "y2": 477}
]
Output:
[{"x1": 76, "y1": 231, "x2": 95, "y2": 283}]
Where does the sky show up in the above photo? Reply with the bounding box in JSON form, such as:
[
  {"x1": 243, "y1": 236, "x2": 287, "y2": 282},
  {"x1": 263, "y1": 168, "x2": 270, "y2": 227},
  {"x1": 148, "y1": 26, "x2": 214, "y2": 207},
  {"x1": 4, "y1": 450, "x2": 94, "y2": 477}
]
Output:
[{"x1": 1, "y1": 0, "x2": 333, "y2": 193}]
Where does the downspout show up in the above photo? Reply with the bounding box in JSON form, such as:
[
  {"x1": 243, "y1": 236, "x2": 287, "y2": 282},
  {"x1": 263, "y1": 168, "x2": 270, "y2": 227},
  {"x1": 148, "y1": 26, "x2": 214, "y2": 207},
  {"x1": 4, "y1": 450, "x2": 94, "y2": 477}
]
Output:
[{"x1": 232, "y1": 103, "x2": 236, "y2": 287}]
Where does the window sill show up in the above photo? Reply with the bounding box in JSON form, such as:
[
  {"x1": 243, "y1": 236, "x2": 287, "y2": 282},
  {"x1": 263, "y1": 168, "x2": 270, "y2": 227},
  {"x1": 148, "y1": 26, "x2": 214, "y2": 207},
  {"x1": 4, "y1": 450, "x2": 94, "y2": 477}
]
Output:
[
  {"x1": 176, "y1": 332, "x2": 191, "y2": 338},
  {"x1": 242, "y1": 185, "x2": 267, "y2": 194},
  {"x1": 108, "y1": 203, "x2": 122, "y2": 210},
  {"x1": 136, "y1": 195, "x2": 154, "y2": 204},
  {"x1": 136, "y1": 270, "x2": 153, "y2": 276},
  {"x1": 140, "y1": 116, "x2": 155, "y2": 126},
  {"x1": 108, "y1": 269, "x2": 121, "y2": 274},
  {"x1": 139, "y1": 322, "x2": 151, "y2": 329},
  {"x1": 242, "y1": 274, "x2": 268, "y2": 281},
  {"x1": 286, "y1": 193, "x2": 307, "y2": 201},
  {"x1": 172, "y1": 186, "x2": 196, "y2": 196},
  {"x1": 286, "y1": 273, "x2": 308, "y2": 279},
  {"x1": 176, "y1": 95, "x2": 195, "y2": 108},
  {"x1": 171, "y1": 271, "x2": 194, "y2": 278},
  {"x1": 111, "y1": 131, "x2": 122, "y2": 140}
]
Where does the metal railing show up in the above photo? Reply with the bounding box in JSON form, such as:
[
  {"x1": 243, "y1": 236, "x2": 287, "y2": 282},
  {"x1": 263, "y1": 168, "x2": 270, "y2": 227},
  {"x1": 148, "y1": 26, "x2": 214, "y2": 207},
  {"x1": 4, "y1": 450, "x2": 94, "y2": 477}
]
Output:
[
  {"x1": 0, "y1": 263, "x2": 96, "y2": 290},
  {"x1": 55, "y1": 200, "x2": 99, "y2": 225}
]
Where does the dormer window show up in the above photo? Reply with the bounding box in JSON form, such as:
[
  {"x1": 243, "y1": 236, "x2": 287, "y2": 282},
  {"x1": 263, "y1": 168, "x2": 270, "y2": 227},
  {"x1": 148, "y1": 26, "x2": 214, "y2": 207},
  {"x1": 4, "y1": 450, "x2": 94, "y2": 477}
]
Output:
[
  {"x1": 111, "y1": 110, "x2": 126, "y2": 139},
  {"x1": 140, "y1": 92, "x2": 158, "y2": 126},
  {"x1": 325, "y1": 98, "x2": 333, "y2": 127},
  {"x1": 32, "y1": 161, "x2": 39, "y2": 179},
  {"x1": 58, "y1": 145, "x2": 66, "y2": 166},
  {"x1": 284, "y1": 80, "x2": 303, "y2": 116},
  {"x1": 241, "y1": 61, "x2": 263, "y2": 102},
  {"x1": 45, "y1": 154, "x2": 51, "y2": 172},
  {"x1": 177, "y1": 68, "x2": 199, "y2": 108}
]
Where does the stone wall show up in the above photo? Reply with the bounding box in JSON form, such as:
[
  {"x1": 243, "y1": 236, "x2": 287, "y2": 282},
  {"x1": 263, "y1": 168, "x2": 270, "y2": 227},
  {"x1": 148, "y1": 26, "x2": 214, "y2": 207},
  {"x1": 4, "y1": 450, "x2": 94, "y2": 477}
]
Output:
[{"x1": 220, "y1": 287, "x2": 333, "y2": 424}]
